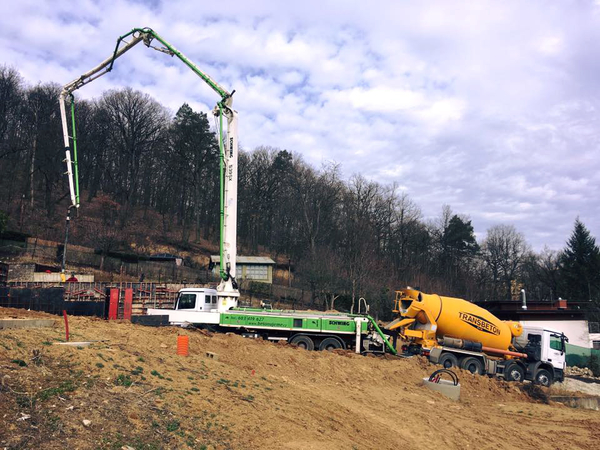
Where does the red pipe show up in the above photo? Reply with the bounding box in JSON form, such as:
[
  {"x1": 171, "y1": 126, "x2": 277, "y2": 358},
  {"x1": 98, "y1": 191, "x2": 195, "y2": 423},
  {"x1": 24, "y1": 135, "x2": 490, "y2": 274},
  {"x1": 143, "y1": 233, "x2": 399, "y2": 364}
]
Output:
[
  {"x1": 62, "y1": 310, "x2": 70, "y2": 342},
  {"x1": 482, "y1": 346, "x2": 526, "y2": 358}
]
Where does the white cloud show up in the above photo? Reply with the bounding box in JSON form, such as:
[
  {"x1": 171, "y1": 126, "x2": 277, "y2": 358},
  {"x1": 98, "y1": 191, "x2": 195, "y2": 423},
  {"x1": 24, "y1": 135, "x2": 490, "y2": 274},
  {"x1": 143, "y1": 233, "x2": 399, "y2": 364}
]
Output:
[{"x1": 1, "y1": 0, "x2": 599, "y2": 250}]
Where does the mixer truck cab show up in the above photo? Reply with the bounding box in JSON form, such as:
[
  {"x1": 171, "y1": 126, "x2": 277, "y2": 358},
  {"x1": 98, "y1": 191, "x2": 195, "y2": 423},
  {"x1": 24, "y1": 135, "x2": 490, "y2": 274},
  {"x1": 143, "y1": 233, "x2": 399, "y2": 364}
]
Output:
[
  {"x1": 514, "y1": 326, "x2": 567, "y2": 385},
  {"x1": 388, "y1": 288, "x2": 568, "y2": 387}
]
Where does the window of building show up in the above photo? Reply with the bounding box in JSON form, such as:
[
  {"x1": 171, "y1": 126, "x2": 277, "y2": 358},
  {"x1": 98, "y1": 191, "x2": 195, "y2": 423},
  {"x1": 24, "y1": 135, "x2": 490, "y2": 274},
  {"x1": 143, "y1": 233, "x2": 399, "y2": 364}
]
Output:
[
  {"x1": 246, "y1": 265, "x2": 268, "y2": 280},
  {"x1": 178, "y1": 294, "x2": 196, "y2": 310},
  {"x1": 593, "y1": 341, "x2": 600, "y2": 350}
]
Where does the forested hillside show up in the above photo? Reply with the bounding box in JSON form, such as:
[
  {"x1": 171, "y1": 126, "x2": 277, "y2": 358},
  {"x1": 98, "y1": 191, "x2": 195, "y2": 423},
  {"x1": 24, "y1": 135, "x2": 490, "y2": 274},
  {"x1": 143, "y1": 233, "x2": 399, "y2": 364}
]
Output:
[{"x1": 1, "y1": 65, "x2": 599, "y2": 318}]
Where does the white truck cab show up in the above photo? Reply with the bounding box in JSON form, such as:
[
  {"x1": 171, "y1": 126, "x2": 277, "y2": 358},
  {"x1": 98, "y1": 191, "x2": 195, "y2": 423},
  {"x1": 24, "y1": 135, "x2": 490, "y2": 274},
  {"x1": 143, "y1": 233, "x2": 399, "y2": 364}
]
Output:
[
  {"x1": 176, "y1": 288, "x2": 220, "y2": 312},
  {"x1": 147, "y1": 288, "x2": 222, "y2": 327},
  {"x1": 515, "y1": 326, "x2": 568, "y2": 385}
]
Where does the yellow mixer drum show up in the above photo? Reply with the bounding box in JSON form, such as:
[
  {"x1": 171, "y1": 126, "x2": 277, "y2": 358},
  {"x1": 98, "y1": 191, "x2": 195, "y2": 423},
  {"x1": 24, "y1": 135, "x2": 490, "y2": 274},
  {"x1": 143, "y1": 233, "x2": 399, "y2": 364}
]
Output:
[{"x1": 398, "y1": 289, "x2": 522, "y2": 351}]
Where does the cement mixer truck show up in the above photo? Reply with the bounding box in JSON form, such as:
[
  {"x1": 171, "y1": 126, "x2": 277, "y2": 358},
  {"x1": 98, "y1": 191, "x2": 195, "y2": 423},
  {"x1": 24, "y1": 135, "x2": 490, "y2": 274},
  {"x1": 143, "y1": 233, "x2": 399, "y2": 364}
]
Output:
[{"x1": 387, "y1": 288, "x2": 568, "y2": 386}]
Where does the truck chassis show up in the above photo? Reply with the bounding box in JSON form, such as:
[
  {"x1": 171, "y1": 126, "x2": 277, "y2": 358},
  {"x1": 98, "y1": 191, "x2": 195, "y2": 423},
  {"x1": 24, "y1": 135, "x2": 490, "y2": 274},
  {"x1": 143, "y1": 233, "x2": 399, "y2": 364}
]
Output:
[{"x1": 428, "y1": 346, "x2": 564, "y2": 387}]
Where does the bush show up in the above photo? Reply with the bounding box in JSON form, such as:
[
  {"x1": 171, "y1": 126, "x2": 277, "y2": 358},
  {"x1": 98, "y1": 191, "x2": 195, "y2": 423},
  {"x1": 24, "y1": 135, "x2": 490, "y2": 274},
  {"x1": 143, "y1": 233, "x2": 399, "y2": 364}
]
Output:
[{"x1": 247, "y1": 281, "x2": 271, "y2": 297}]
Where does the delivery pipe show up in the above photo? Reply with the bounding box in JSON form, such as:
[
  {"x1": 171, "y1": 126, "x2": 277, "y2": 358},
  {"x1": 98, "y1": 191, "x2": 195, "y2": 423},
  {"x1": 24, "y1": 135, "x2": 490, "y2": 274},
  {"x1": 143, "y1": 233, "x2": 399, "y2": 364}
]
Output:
[{"x1": 481, "y1": 346, "x2": 527, "y2": 359}]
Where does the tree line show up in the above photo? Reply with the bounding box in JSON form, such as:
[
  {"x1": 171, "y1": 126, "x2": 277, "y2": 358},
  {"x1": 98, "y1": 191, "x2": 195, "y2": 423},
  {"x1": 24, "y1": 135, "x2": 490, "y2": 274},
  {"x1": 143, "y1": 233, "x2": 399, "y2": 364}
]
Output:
[{"x1": 1, "y1": 65, "x2": 599, "y2": 319}]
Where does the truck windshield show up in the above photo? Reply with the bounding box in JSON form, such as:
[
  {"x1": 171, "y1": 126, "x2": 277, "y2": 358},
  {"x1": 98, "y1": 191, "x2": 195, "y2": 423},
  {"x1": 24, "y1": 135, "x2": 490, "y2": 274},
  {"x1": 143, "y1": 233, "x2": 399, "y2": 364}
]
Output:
[{"x1": 178, "y1": 293, "x2": 196, "y2": 310}]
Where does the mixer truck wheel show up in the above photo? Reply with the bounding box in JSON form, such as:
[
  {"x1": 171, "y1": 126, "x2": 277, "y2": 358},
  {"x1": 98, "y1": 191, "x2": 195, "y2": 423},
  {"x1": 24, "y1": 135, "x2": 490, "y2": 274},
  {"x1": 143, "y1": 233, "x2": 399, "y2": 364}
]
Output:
[
  {"x1": 319, "y1": 337, "x2": 343, "y2": 351},
  {"x1": 504, "y1": 362, "x2": 524, "y2": 382},
  {"x1": 460, "y1": 357, "x2": 484, "y2": 375},
  {"x1": 534, "y1": 369, "x2": 553, "y2": 387},
  {"x1": 438, "y1": 352, "x2": 459, "y2": 369},
  {"x1": 290, "y1": 334, "x2": 315, "y2": 351}
]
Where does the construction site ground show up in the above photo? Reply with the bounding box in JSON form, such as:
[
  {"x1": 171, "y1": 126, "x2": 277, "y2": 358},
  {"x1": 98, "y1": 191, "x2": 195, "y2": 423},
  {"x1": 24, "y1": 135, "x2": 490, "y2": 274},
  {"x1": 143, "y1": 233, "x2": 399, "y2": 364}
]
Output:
[{"x1": 1, "y1": 307, "x2": 599, "y2": 450}]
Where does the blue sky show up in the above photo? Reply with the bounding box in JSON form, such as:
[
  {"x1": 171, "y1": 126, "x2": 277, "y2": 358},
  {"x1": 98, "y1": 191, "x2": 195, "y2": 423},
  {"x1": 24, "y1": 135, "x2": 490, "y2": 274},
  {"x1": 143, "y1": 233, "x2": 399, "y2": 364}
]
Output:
[{"x1": 1, "y1": 0, "x2": 599, "y2": 251}]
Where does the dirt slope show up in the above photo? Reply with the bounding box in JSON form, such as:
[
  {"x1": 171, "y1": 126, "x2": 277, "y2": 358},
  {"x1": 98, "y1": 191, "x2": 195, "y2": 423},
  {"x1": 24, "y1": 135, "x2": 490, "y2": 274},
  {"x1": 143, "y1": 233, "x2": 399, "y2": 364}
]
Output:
[{"x1": 1, "y1": 308, "x2": 599, "y2": 450}]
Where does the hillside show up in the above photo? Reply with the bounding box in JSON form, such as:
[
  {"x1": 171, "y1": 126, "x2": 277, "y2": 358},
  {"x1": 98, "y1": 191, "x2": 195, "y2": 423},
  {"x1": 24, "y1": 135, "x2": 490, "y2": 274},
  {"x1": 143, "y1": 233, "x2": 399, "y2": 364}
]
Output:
[
  {"x1": 2, "y1": 193, "x2": 221, "y2": 269},
  {"x1": 1, "y1": 308, "x2": 599, "y2": 450}
]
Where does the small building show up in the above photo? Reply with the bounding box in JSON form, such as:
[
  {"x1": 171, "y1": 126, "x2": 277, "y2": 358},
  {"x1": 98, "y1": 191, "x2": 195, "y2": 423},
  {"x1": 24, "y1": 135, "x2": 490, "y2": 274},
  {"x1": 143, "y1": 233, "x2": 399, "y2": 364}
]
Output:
[{"x1": 210, "y1": 256, "x2": 275, "y2": 284}]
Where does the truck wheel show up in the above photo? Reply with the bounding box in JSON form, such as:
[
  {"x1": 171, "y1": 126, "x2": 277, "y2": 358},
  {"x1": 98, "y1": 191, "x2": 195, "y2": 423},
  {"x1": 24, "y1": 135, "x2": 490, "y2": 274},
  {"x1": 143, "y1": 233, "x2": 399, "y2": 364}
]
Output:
[
  {"x1": 438, "y1": 352, "x2": 459, "y2": 369},
  {"x1": 504, "y1": 362, "x2": 524, "y2": 382},
  {"x1": 289, "y1": 334, "x2": 315, "y2": 351},
  {"x1": 534, "y1": 369, "x2": 553, "y2": 387},
  {"x1": 461, "y1": 357, "x2": 484, "y2": 375},
  {"x1": 319, "y1": 337, "x2": 343, "y2": 351}
]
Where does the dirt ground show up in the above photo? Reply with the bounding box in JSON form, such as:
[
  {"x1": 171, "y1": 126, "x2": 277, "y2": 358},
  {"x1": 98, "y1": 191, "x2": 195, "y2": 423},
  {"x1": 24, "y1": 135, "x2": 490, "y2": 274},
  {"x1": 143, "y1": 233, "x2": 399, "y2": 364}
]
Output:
[{"x1": 1, "y1": 308, "x2": 599, "y2": 450}]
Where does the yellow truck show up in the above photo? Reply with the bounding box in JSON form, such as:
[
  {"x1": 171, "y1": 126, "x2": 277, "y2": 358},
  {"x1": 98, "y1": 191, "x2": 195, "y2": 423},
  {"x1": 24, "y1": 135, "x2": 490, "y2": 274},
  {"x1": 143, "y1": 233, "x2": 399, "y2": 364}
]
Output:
[{"x1": 387, "y1": 288, "x2": 568, "y2": 386}]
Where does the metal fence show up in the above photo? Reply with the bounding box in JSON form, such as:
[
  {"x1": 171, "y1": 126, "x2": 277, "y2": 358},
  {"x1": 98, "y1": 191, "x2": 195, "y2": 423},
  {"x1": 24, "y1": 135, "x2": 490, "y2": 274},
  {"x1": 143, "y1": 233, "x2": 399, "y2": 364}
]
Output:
[{"x1": 0, "y1": 287, "x2": 105, "y2": 317}]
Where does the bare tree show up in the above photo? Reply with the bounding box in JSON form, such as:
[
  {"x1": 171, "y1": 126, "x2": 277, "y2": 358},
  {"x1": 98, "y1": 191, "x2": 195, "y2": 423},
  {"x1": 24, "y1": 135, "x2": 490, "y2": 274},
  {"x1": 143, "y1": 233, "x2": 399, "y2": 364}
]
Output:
[
  {"x1": 340, "y1": 175, "x2": 381, "y2": 310},
  {"x1": 481, "y1": 224, "x2": 530, "y2": 301},
  {"x1": 0, "y1": 66, "x2": 23, "y2": 154},
  {"x1": 99, "y1": 88, "x2": 169, "y2": 225},
  {"x1": 0, "y1": 66, "x2": 24, "y2": 213},
  {"x1": 85, "y1": 195, "x2": 121, "y2": 270},
  {"x1": 291, "y1": 161, "x2": 342, "y2": 257}
]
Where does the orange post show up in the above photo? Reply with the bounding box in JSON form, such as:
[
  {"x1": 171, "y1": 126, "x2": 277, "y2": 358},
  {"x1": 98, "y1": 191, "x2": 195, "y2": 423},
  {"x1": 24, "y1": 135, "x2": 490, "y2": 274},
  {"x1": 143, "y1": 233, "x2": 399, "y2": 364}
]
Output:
[{"x1": 177, "y1": 335, "x2": 189, "y2": 356}]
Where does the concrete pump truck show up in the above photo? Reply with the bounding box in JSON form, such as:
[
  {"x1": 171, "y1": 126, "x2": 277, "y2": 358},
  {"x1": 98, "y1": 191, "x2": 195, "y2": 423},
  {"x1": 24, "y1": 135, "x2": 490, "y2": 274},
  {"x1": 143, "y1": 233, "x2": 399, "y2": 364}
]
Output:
[{"x1": 59, "y1": 27, "x2": 396, "y2": 356}]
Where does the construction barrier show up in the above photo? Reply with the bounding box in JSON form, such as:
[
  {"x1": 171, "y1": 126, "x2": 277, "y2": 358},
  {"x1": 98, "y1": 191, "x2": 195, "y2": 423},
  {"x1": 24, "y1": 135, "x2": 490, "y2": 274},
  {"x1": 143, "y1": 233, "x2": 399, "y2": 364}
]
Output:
[{"x1": 566, "y1": 342, "x2": 600, "y2": 367}]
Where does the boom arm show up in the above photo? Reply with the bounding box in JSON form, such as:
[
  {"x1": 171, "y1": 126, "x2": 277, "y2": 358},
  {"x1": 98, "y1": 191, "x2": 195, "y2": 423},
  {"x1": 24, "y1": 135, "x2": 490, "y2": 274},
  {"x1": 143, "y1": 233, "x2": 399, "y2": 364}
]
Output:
[{"x1": 59, "y1": 27, "x2": 240, "y2": 302}]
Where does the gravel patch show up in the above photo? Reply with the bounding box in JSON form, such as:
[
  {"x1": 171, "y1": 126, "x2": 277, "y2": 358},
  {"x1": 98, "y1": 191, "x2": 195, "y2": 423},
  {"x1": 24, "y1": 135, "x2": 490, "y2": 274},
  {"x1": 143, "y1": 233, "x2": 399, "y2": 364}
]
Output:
[{"x1": 555, "y1": 377, "x2": 600, "y2": 396}]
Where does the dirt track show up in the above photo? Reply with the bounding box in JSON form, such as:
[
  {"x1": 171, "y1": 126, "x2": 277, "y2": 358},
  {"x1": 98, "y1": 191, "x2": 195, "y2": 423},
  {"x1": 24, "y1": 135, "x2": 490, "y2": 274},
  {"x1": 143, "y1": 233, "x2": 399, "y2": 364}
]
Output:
[{"x1": 1, "y1": 307, "x2": 599, "y2": 450}]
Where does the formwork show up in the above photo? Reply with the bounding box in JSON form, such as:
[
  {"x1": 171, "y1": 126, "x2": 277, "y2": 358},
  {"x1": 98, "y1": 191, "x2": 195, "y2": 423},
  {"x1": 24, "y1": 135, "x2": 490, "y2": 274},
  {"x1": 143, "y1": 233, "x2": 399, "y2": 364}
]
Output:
[{"x1": 2, "y1": 282, "x2": 198, "y2": 319}]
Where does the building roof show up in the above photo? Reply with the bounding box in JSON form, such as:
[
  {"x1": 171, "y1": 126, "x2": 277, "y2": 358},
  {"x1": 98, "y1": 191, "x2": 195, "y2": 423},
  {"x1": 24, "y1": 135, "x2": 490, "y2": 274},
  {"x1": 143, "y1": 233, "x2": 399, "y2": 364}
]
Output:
[
  {"x1": 210, "y1": 255, "x2": 275, "y2": 265},
  {"x1": 474, "y1": 299, "x2": 587, "y2": 321}
]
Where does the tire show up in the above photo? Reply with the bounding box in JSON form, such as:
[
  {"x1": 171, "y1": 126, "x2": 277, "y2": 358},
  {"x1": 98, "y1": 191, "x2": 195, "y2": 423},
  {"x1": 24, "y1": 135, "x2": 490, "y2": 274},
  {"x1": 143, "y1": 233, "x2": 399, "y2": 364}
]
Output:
[
  {"x1": 289, "y1": 334, "x2": 315, "y2": 351},
  {"x1": 319, "y1": 337, "x2": 343, "y2": 351},
  {"x1": 534, "y1": 369, "x2": 553, "y2": 387},
  {"x1": 461, "y1": 356, "x2": 484, "y2": 375},
  {"x1": 504, "y1": 362, "x2": 525, "y2": 382},
  {"x1": 438, "y1": 352, "x2": 459, "y2": 369}
]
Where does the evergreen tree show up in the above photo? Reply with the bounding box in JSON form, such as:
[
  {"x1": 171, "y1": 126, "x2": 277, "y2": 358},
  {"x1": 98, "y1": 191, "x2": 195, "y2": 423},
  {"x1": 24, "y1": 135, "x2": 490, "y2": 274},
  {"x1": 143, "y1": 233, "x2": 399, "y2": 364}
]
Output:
[
  {"x1": 559, "y1": 220, "x2": 600, "y2": 311},
  {"x1": 438, "y1": 213, "x2": 480, "y2": 296},
  {"x1": 441, "y1": 215, "x2": 479, "y2": 260}
]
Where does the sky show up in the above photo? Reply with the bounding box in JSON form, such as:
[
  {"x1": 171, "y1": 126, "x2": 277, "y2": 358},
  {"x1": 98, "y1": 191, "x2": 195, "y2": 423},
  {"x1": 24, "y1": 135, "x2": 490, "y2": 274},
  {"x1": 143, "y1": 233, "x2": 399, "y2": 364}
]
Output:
[{"x1": 1, "y1": 0, "x2": 599, "y2": 251}]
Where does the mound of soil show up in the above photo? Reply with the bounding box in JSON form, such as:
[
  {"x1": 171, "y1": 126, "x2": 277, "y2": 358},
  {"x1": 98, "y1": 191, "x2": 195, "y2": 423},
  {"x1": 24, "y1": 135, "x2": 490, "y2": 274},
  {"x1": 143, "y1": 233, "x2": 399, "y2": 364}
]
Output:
[{"x1": 1, "y1": 307, "x2": 600, "y2": 449}]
